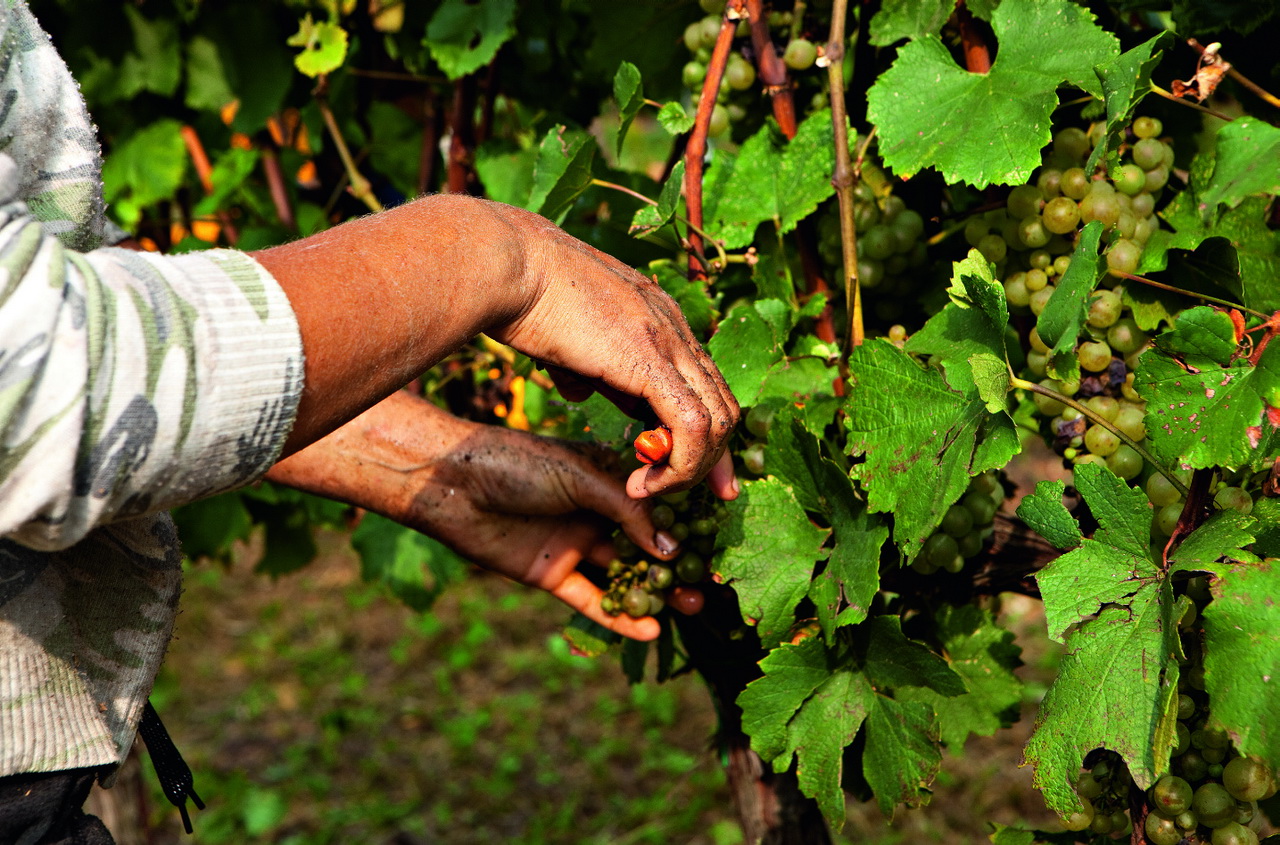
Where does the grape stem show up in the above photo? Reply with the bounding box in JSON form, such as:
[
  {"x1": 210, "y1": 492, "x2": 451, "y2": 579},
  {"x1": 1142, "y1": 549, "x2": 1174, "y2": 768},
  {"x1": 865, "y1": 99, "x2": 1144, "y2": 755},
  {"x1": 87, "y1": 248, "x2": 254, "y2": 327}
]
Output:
[
  {"x1": 824, "y1": 0, "x2": 863, "y2": 349},
  {"x1": 1149, "y1": 84, "x2": 1234, "y2": 122},
  {"x1": 589, "y1": 178, "x2": 730, "y2": 271},
  {"x1": 1187, "y1": 38, "x2": 1280, "y2": 111},
  {"x1": 1008, "y1": 375, "x2": 1191, "y2": 497},
  {"x1": 1117, "y1": 272, "x2": 1271, "y2": 321},
  {"x1": 314, "y1": 76, "x2": 384, "y2": 213}
]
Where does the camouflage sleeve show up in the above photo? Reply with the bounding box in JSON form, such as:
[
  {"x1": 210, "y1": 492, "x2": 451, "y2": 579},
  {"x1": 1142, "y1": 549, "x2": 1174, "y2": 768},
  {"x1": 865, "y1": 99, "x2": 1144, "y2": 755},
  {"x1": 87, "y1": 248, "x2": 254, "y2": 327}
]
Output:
[{"x1": 0, "y1": 153, "x2": 304, "y2": 551}]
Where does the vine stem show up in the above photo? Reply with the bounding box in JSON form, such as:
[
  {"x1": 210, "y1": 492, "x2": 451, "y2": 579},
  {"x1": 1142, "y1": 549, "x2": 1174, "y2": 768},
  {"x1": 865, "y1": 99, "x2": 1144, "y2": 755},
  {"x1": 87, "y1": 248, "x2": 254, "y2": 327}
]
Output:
[
  {"x1": 683, "y1": 2, "x2": 743, "y2": 281},
  {"x1": 178, "y1": 124, "x2": 239, "y2": 244},
  {"x1": 954, "y1": 1, "x2": 991, "y2": 73},
  {"x1": 747, "y1": 0, "x2": 798, "y2": 137},
  {"x1": 590, "y1": 178, "x2": 729, "y2": 270},
  {"x1": 1149, "y1": 84, "x2": 1234, "y2": 122},
  {"x1": 1187, "y1": 38, "x2": 1280, "y2": 111},
  {"x1": 1117, "y1": 272, "x2": 1271, "y2": 320},
  {"x1": 315, "y1": 77, "x2": 383, "y2": 212},
  {"x1": 1009, "y1": 375, "x2": 1191, "y2": 497},
  {"x1": 260, "y1": 148, "x2": 296, "y2": 231},
  {"x1": 824, "y1": 0, "x2": 862, "y2": 348}
]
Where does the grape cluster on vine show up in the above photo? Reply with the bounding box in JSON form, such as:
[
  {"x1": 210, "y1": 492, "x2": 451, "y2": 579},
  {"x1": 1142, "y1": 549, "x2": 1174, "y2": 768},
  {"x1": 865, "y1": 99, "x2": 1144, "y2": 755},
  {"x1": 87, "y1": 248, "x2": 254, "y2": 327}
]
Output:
[{"x1": 912, "y1": 471, "x2": 1004, "y2": 575}]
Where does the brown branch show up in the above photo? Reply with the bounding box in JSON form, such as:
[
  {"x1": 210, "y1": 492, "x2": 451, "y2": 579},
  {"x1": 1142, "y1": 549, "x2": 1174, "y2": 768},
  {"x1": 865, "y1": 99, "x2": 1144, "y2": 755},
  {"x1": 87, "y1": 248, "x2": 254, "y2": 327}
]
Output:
[
  {"x1": 1187, "y1": 38, "x2": 1280, "y2": 111},
  {"x1": 746, "y1": 0, "x2": 797, "y2": 138},
  {"x1": 260, "y1": 148, "x2": 296, "y2": 231},
  {"x1": 684, "y1": 3, "x2": 742, "y2": 281},
  {"x1": 178, "y1": 124, "x2": 239, "y2": 245},
  {"x1": 446, "y1": 75, "x2": 480, "y2": 195},
  {"x1": 825, "y1": 0, "x2": 862, "y2": 349},
  {"x1": 315, "y1": 77, "x2": 384, "y2": 213},
  {"x1": 955, "y1": 1, "x2": 991, "y2": 73}
]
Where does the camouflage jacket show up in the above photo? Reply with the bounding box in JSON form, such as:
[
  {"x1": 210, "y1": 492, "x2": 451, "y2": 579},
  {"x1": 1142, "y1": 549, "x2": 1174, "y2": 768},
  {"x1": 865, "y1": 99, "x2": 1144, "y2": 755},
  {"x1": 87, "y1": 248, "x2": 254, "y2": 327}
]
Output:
[{"x1": 0, "y1": 2, "x2": 303, "y2": 775}]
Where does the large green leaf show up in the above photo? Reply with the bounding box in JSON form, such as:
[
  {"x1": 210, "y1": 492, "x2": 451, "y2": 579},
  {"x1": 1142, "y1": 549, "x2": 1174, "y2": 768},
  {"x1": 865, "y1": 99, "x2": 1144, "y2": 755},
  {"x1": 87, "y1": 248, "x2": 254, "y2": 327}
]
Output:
[
  {"x1": 702, "y1": 110, "x2": 840, "y2": 249},
  {"x1": 868, "y1": 0, "x2": 954, "y2": 45},
  {"x1": 708, "y1": 300, "x2": 789, "y2": 404},
  {"x1": 713, "y1": 478, "x2": 830, "y2": 648},
  {"x1": 425, "y1": 0, "x2": 517, "y2": 80},
  {"x1": 845, "y1": 340, "x2": 1020, "y2": 557},
  {"x1": 1085, "y1": 33, "x2": 1172, "y2": 175},
  {"x1": 905, "y1": 250, "x2": 1009, "y2": 388},
  {"x1": 1037, "y1": 222, "x2": 1105, "y2": 383},
  {"x1": 101, "y1": 119, "x2": 189, "y2": 229},
  {"x1": 1199, "y1": 118, "x2": 1280, "y2": 211},
  {"x1": 613, "y1": 61, "x2": 644, "y2": 158},
  {"x1": 526, "y1": 127, "x2": 596, "y2": 221},
  {"x1": 351, "y1": 513, "x2": 468, "y2": 611},
  {"x1": 1015, "y1": 480, "x2": 1083, "y2": 551},
  {"x1": 867, "y1": 0, "x2": 1118, "y2": 187}
]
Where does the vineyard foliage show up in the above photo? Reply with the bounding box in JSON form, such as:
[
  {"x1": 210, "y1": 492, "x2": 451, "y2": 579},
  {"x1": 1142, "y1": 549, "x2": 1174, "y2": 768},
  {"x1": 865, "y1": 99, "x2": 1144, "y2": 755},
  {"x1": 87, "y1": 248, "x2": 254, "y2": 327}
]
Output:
[{"x1": 34, "y1": 0, "x2": 1280, "y2": 838}]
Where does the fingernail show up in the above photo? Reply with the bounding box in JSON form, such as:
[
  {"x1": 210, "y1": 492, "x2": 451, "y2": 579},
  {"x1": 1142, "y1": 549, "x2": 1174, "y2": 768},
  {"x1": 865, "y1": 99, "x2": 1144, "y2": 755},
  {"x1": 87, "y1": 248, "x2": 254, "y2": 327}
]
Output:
[
  {"x1": 731, "y1": 475, "x2": 741, "y2": 496},
  {"x1": 655, "y1": 531, "x2": 678, "y2": 555}
]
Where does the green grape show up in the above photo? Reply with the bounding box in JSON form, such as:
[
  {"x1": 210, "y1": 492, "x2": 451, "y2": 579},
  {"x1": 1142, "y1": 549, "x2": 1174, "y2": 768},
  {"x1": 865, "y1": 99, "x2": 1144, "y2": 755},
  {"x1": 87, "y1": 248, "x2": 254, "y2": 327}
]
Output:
[
  {"x1": 1004, "y1": 276, "x2": 1031, "y2": 307},
  {"x1": 1053, "y1": 254, "x2": 1072, "y2": 275},
  {"x1": 683, "y1": 60, "x2": 707, "y2": 87},
  {"x1": 1037, "y1": 168, "x2": 1063, "y2": 197},
  {"x1": 1224, "y1": 757, "x2": 1273, "y2": 802},
  {"x1": 1029, "y1": 285, "x2": 1055, "y2": 315},
  {"x1": 963, "y1": 491, "x2": 998, "y2": 525},
  {"x1": 1175, "y1": 720, "x2": 1191, "y2": 755},
  {"x1": 708, "y1": 104, "x2": 730, "y2": 136},
  {"x1": 1116, "y1": 210, "x2": 1139, "y2": 239},
  {"x1": 648, "y1": 564, "x2": 674, "y2": 590},
  {"x1": 1034, "y1": 196, "x2": 1076, "y2": 236},
  {"x1": 1024, "y1": 268, "x2": 1048, "y2": 292},
  {"x1": 741, "y1": 442, "x2": 765, "y2": 475},
  {"x1": 888, "y1": 324, "x2": 908, "y2": 343},
  {"x1": 1107, "y1": 445, "x2": 1143, "y2": 479},
  {"x1": 1053, "y1": 127, "x2": 1091, "y2": 162},
  {"x1": 689, "y1": 517, "x2": 717, "y2": 536},
  {"x1": 1029, "y1": 249, "x2": 1053, "y2": 270},
  {"x1": 1176, "y1": 694, "x2": 1196, "y2": 721},
  {"x1": 1134, "y1": 215, "x2": 1158, "y2": 244},
  {"x1": 652, "y1": 504, "x2": 676, "y2": 530},
  {"x1": 745, "y1": 403, "x2": 775, "y2": 439},
  {"x1": 1234, "y1": 801, "x2": 1255, "y2": 825},
  {"x1": 698, "y1": 16, "x2": 721, "y2": 47},
  {"x1": 1194, "y1": 782, "x2": 1239, "y2": 828},
  {"x1": 863, "y1": 224, "x2": 896, "y2": 260},
  {"x1": 957, "y1": 531, "x2": 984, "y2": 558},
  {"x1": 1152, "y1": 774, "x2": 1194, "y2": 815},
  {"x1": 1199, "y1": 725, "x2": 1231, "y2": 750},
  {"x1": 1133, "y1": 138, "x2": 1165, "y2": 169},
  {"x1": 1205, "y1": 749, "x2": 1227, "y2": 765},
  {"x1": 1076, "y1": 772, "x2": 1104, "y2": 800},
  {"x1": 700, "y1": 0, "x2": 725, "y2": 13},
  {"x1": 1081, "y1": 191, "x2": 1122, "y2": 228},
  {"x1": 1018, "y1": 216, "x2": 1051, "y2": 248},
  {"x1": 1032, "y1": 380, "x2": 1068, "y2": 415},
  {"x1": 1061, "y1": 167, "x2": 1090, "y2": 199},
  {"x1": 1089, "y1": 810, "x2": 1114, "y2": 834},
  {"x1": 1214, "y1": 486, "x2": 1254, "y2": 515},
  {"x1": 683, "y1": 22, "x2": 704, "y2": 52},
  {"x1": 1007, "y1": 185, "x2": 1045, "y2": 219},
  {"x1": 978, "y1": 233, "x2": 1007, "y2": 263},
  {"x1": 964, "y1": 217, "x2": 990, "y2": 247},
  {"x1": 941, "y1": 504, "x2": 974, "y2": 537},
  {"x1": 1212, "y1": 821, "x2": 1260, "y2": 845},
  {"x1": 924, "y1": 532, "x2": 960, "y2": 569},
  {"x1": 1175, "y1": 810, "x2": 1198, "y2": 830},
  {"x1": 1029, "y1": 327, "x2": 1051, "y2": 354},
  {"x1": 859, "y1": 258, "x2": 884, "y2": 288},
  {"x1": 1062, "y1": 801, "x2": 1095, "y2": 831},
  {"x1": 675, "y1": 552, "x2": 706, "y2": 583},
  {"x1": 1179, "y1": 749, "x2": 1211, "y2": 782},
  {"x1": 969, "y1": 472, "x2": 1001, "y2": 496},
  {"x1": 1084, "y1": 423, "x2": 1120, "y2": 456},
  {"x1": 615, "y1": 534, "x2": 639, "y2": 558},
  {"x1": 882, "y1": 195, "x2": 907, "y2": 221},
  {"x1": 942, "y1": 553, "x2": 965, "y2": 573},
  {"x1": 783, "y1": 38, "x2": 817, "y2": 70},
  {"x1": 1078, "y1": 340, "x2": 1113, "y2": 372},
  {"x1": 1145, "y1": 165, "x2": 1170, "y2": 192},
  {"x1": 1132, "y1": 191, "x2": 1156, "y2": 218},
  {"x1": 1107, "y1": 238, "x2": 1142, "y2": 277},
  {"x1": 1107, "y1": 318, "x2": 1149, "y2": 354},
  {"x1": 893, "y1": 208, "x2": 925, "y2": 243},
  {"x1": 1114, "y1": 163, "x2": 1146, "y2": 195},
  {"x1": 1145, "y1": 811, "x2": 1182, "y2": 845},
  {"x1": 1133, "y1": 116, "x2": 1163, "y2": 139},
  {"x1": 1085, "y1": 395, "x2": 1120, "y2": 422},
  {"x1": 725, "y1": 56, "x2": 756, "y2": 90},
  {"x1": 1155, "y1": 501, "x2": 1183, "y2": 536},
  {"x1": 1147, "y1": 472, "x2": 1181, "y2": 507},
  {"x1": 623, "y1": 587, "x2": 651, "y2": 618}
]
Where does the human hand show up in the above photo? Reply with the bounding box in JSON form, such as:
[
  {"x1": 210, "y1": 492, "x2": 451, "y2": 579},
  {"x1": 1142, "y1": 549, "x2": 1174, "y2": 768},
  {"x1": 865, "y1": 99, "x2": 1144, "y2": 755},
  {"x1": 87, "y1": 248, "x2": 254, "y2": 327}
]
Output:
[
  {"x1": 489, "y1": 207, "x2": 740, "y2": 499},
  {"x1": 266, "y1": 392, "x2": 700, "y2": 640}
]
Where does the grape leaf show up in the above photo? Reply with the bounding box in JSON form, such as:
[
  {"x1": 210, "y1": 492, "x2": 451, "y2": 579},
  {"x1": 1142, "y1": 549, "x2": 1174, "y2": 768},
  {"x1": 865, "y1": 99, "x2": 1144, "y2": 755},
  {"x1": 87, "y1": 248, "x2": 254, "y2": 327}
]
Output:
[
  {"x1": 1037, "y1": 222, "x2": 1105, "y2": 383},
  {"x1": 657, "y1": 101, "x2": 695, "y2": 135},
  {"x1": 708, "y1": 300, "x2": 788, "y2": 404},
  {"x1": 1199, "y1": 118, "x2": 1280, "y2": 211},
  {"x1": 526, "y1": 126, "x2": 596, "y2": 222},
  {"x1": 970, "y1": 353, "x2": 1012, "y2": 413},
  {"x1": 1034, "y1": 463, "x2": 1157, "y2": 642},
  {"x1": 702, "y1": 110, "x2": 839, "y2": 249},
  {"x1": 905, "y1": 251, "x2": 1009, "y2": 388},
  {"x1": 100, "y1": 119, "x2": 189, "y2": 229},
  {"x1": 1024, "y1": 588, "x2": 1179, "y2": 816},
  {"x1": 1151, "y1": 306, "x2": 1238, "y2": 367},
  {"x1": 1015, "y1": 480, "x2": 1083, "y2": 551},
  {"x1": 714, "y1": 478, "x2": 831, "y2": 648},
  {"x1": 1203, "y1": 562, "x2": 1280, "y2": 764},
  {"x1": 739, "y1": 636, "x2": 837, "y2": 763},
  {"x1": 868, "y1": 0, "x2": 954, "y2": 45},
  {"x1": 287, "y1": 14, "x2": 349, "y2": 77},
  {"x1": 866, "y1": 0, "x2": 1118, "y2": 187},
  {"x1": 1253, "y1": 498, "x2": 1280, "y2": 557},
  {"x1": 989, "y1": 826, "x2": 1038, "y2": 845},
  {"x1": 172, "y1": 491, "x2": 253, "y2": 563},
  {"x1": 184, "y1": 36, "x2": 236, "y2": 112},
  {"x1": 1136, "y1": 338, "x2": 1280, "y2": 471},
  {"x1": 845, "y1": 340, "x2": 1020, "y2": 557},
  {"x1": 649, "y1": 256, "x2": 713, "y2": 339},
  {"x1": 351, "y1": 513, "x2": 467, "y2": 611},
  {"x1": 859, "y1": 616, "x2": 967, "y2": 696},
  {"x1": 1084, "y1": 33, "x2": 1172, "y2": 175},
  {"x1": 424, "y1": 0, "x2": 517, "y2": 80},
  {"x1": 1170, "y1": 510, "x2": 1260, "y2": 577},
  {"x1": 898, "y1": 605, "x2": 1024, "y2": 748},
  {"x1": 613, "y1": 61, "x2": 644, "y2": 158},
  {"x1": 122, "y1": 6, "x2": 180, "y2": 98},
  {"x1": 862, "y1": 694, "x2": 942, "y2": 813},
  {"x1": 630, "y1": 160, "x2": 685, "y2": 238},
  {"x1": 562, "y1": 612, "x2": 622, "y2": 658}
]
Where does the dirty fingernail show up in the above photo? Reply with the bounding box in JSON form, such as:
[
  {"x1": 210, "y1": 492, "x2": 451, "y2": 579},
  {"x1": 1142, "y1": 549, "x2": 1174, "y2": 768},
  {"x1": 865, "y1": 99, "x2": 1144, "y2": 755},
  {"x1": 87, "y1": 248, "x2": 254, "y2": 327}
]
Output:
[
  {"x1": 731, "y1": 474, "x2": 741, "y2": 496},
  {"x1": 656, "y1": 531, "x2": 678, "y2": 555}
]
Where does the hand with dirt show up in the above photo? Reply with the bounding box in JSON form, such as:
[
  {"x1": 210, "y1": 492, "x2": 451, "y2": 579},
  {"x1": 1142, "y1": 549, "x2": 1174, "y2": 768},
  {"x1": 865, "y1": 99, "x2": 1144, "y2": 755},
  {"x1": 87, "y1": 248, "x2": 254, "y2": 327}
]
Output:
[{"x1": 266, "y1": 391, "x2": 697, "y2": 640}]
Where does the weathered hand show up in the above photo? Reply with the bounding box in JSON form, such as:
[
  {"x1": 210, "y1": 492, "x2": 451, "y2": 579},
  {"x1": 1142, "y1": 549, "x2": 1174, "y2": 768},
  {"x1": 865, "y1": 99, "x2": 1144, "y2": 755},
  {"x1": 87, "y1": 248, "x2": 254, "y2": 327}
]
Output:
[
  {"x1": 266, "y1": 392, "x2": 686, "y2": 639},
  {"x1": 490, "y1": 207, "x2": 740, "y2": 499}
]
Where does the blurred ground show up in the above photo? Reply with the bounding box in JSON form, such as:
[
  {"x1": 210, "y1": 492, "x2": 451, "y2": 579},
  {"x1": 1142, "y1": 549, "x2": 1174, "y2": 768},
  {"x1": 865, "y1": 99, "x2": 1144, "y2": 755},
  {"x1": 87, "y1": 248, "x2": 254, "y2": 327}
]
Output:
[{"x1": 87, "y1": 523, "x2": 1075, "y2": 845}]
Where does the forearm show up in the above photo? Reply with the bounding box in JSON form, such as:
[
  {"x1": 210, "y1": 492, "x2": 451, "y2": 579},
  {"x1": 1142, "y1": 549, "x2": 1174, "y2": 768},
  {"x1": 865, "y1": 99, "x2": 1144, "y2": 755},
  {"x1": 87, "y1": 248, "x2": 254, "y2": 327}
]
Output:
[{"x1": 252, "y1": 194, "x2": 538, "y2": 458}]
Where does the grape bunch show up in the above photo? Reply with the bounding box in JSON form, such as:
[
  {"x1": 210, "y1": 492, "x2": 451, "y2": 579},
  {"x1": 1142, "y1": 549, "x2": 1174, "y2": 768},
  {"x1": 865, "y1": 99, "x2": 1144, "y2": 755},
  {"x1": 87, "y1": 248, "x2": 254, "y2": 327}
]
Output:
[
  {"x1": 911, "y1": 471, "x2": 1004, "y2": 575},
  {"x1": 679, "y1": 1, "x2": 821, "y2": 139},
  {"x1": 816, "y1": 157, "x2": 930, "y2": 324},
  {"x1": 1062, "y1": 752, "x2": 1135, "y2": 836},
  {"x1": 600, "y1": 487, "x2": 722, "y2": 618}
]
